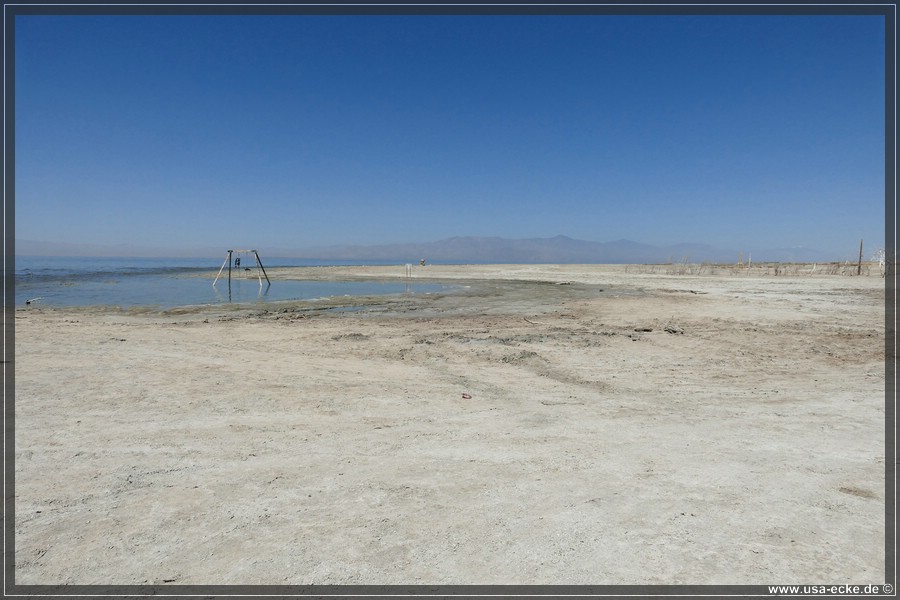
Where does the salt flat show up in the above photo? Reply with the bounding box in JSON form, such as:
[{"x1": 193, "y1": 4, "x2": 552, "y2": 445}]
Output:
[{"x1": 12, "y1": 264, "x2": 886, "y2": 585}]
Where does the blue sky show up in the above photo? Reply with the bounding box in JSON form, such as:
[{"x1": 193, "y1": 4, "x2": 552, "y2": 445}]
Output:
[{"x1": 14, "y1": 13, "x2": 886, "y2": 257}]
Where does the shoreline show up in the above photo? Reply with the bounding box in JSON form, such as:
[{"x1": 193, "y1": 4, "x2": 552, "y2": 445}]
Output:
[
  {"x1": 217, "y1": 261, "x2": 887, "y2": 281},
  {"x1": 16, "y1": 262, "x2": 885, "y2": 314}
]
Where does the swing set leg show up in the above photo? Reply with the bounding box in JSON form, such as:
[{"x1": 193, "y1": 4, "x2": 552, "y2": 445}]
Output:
[
  {"x1": 255, "y1": 251, "x2": 271, "y2": 285},
  {"x1": 213, "y1": 250, "x2": 232, "y2": 287}
]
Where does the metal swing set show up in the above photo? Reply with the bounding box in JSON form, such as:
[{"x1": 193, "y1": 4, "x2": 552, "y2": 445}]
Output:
[{"x1": 212, "y1": 249, "x2": 271, "y2": 288}]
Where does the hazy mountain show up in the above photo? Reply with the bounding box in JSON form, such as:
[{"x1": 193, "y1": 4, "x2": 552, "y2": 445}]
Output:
[
  {"x1": 290, "y1": 235, "x2": 840, "y2": 264},
  {"x1": 16, "y1": 236, "x2": 842, "y2": 263}
]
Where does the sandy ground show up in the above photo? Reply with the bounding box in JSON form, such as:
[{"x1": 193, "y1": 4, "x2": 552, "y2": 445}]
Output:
[{"x1": 12, "y1": 264, "x2": 887, "y2": 585}]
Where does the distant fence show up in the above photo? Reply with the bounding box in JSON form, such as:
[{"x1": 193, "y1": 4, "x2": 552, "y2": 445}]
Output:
[{"x1": 623, "y1": 260, "x2": 887, "y2": 277}]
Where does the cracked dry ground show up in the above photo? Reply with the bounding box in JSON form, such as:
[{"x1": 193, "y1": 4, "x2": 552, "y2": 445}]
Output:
[{"x1": 14, "y1": 274, "x2": 885, "y2": 585}]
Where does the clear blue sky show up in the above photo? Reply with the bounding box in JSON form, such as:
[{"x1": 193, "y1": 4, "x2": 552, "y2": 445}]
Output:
[{"x1": 15, "y1": 13, "x2": 886, "y2": 257}]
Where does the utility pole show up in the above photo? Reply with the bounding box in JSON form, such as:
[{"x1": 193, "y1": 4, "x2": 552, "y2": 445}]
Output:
[{"x1": 857, "y1": 239, "x2": 863, "y2": 275}]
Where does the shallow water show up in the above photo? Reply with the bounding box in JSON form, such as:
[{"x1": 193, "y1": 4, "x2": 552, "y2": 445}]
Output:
[{"x1": 14, "y1": 256, "x2": 448, "y2": 309}]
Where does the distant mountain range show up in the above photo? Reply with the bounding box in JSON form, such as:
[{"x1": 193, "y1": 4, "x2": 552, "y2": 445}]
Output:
[
  {"x1": 16, "y1": 235, "x2": 843, "y2": 263},
  {"x1": 278, "y1": 235, "x2": 840, "y2": 264}
]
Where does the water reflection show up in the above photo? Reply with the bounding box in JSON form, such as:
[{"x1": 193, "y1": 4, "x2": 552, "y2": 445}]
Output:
[{"x1": 211, "y1": 280, "x2": 273, "y2": 303}]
